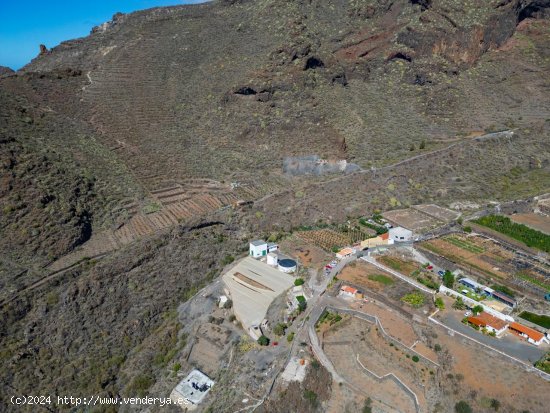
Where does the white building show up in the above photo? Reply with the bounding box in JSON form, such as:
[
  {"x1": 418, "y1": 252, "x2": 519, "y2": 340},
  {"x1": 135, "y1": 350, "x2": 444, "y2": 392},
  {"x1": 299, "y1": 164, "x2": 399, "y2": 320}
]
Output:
[
  {"x1": 170, "y1": 369, "x2": 214, "y2": 410},
  {"x1": 389, "y1": 226, "x2": 413, "y2": 242},
  {"x1": 249, "y1": 240, "x2": 278, "y2": 258}
]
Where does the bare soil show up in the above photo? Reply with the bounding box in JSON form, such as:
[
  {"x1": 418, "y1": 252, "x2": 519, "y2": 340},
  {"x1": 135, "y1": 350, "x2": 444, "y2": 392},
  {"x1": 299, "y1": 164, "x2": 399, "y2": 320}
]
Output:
[{"x1": 511, "y1": 213, "x2": 550, "y2": 235}]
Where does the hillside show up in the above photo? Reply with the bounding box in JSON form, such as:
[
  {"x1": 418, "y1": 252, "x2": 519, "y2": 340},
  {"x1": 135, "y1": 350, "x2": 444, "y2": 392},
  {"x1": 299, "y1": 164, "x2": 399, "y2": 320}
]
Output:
[{"x1": 1, "y1": 0, "x2": 550, "y2": 411}]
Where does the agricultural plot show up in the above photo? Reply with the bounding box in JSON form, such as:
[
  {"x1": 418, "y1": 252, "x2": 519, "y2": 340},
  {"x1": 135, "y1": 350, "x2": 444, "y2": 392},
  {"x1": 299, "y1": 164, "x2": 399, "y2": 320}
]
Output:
[
  {"x1": 511, "y1": 213, "x2": 550, "y2": 235},
  {"x1": 382, "y1": 208, "x2": 441, "y2": 231},
  {"x1": 420, "y1": 234, "x2": 514, "y2": 280},
  {"x1": 294, "y1": 229, "x2": 351, "y2": 251},
  {"x1": 412, "y1": 204, "x2": 460, "y2": 222}
]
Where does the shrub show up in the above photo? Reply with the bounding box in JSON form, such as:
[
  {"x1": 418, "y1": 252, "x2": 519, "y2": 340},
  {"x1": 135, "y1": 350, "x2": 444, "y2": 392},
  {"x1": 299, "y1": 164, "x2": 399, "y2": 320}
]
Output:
[
  {"x1": 362, "y1": 397, "x2": 373, "y2": 413},
  {"x1": 491, "y1": 398, "x2": 501, "y2": 411},
  {"x1": 287, "y1": 332, "x2": 295, "y2": 342},
  {"x1": 464, "y1": 226, "x2": 472, "y2": 233},
  {"x1": 472, "y1": 305, "x2": 483, "y2": 315},
  {"x1": 401, "y1": 292, "x2": 425, "y2": 308},
  {"x1": 435, "y1": 297, "x2": 445, "y2": 310},
  {"x1": 455, "y1": 400, "x2": 473, "y2": 413},
  {"x1": 294, "y1": 278, "x2": 305, "y2": 286},
  {"x1": 257, "y1": 335, "x2": 270, "y2": 346},
  {"x1": 273, "y1": 323, "x2": 287, "y2": 336},
  {"x1": 453, "y1": 297, "x2": 466, "y2": 310},
  {"x1": 443, "y1": 270, "x2": 454, "y2": 288},
  {"x1": 434, "y1": 344, "x2": 442, "y2": 352},
  {"x1": 412, "y1": 355, "x2": 420, "y2": 362},
  {"x1": 221, "y1": 254, "x2": 235, "y2": 265},
  {"x1": 303, "y1": 389, "x2": 318, "y2": 406}
]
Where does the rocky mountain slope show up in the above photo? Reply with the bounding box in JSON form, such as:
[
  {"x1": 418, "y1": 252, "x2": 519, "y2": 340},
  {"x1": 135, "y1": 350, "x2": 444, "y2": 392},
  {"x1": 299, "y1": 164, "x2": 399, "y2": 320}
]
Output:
[{"x1": 1, "y1": 0, "x2": 550, "y2": 411}]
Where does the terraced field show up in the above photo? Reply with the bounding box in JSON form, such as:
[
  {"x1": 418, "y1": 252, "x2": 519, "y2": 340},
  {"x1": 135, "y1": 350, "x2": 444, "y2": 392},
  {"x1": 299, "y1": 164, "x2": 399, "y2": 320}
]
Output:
[
  {"x1": 444, "y1": 236, "x2": 485, "y2": 254},
  {"x1": 295, "y1": 229, "x2": 351, "y2": 251}
]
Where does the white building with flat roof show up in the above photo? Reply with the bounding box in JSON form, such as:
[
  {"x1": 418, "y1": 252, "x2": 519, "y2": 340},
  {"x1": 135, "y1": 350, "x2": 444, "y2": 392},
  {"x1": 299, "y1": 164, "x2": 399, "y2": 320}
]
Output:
[
  {"x1": 170, "y1": 369, "x2": 214, "y2": 410},
  {"x1": 389, "y1": 226, "x2": 413, "y2": 242},
  {"x1": 249, "y1": 240, "x2": 278, "y2": 258}
]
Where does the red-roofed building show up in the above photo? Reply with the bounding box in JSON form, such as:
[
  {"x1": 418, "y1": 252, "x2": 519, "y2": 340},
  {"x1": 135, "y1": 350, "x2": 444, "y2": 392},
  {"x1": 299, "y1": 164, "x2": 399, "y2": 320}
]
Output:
[
  {"x1": 509, "y1": 322, "x2": 548, "y2": 346},
  {"x1": 340, "y1": 285, "x2": 359, "y2": 298},
  {"x1": 467, "y1": 312, "x2": 509, "y2": 337}
]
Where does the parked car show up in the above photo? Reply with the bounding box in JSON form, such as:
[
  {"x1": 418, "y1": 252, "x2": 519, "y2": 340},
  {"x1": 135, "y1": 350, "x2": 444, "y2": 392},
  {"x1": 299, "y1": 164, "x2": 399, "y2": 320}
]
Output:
[
  {"x1": 427, "y1": 265, "x2": 434, "y2": 270},
  {"x1": 464, "y1": 311, "x2": 472, "y2": 317},
  {"x1": 330, "y1": 260, "x2": 338, "y2": 266},
  {"x1": 437, "y1": 270, "x2": 445, "y2": 277},
  {"x1": 325, "y1": 264, "x2": 333, "y2": 270}
]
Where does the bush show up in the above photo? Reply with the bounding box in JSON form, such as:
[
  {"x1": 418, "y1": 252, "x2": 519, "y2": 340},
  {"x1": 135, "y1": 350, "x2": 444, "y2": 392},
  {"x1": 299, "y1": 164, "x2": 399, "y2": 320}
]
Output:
[
  {"x1": 472, "y1": 305, "x2": 483, "y2": 315},
  {"x1": 273, "y1": 323, "x2": 287, "y2": 336},
  {"x1": 304, "y1": 389, "x2": 318, "y2": 406},
  {"x1": 221, "y1": 255, "x2": 235, "y2": 265},
  {"x1": 435, "y1": 297, "x2": 445, "y2": 310},
  {"x1": 287, "y1": 332, "x2": 295, "y2": 342},
  {"x1": 412, "y1": 355, "x2": 420, "y2": 362},
  {"x1": 455, "y1": 400, "x2": 473, "y2": 413},
  {"x1": 464, "y1": 226, "x2": 472, "y2": 233},
  {"x1": 491, "y1": 398, "x2": 501, "y2": 411},
  {"x1": 453, "y1": 297, "x2": 466, "y2": 310},
  {"x1": 443, "y1": 271, "x2": 454, "y2": 288},
  {"x1": 434, "y1": 344, "x2": 442, "y2": 352},
  {"x1": 401, "y1": 292, "x2": 425, "y2": 308},
  {"x1": 294, "y1": 278, "x2": 305, "y2": 286},
  {"x1": 362, "y1": 397, "x2": 373, "y2": 413},
  {"x1": 257, "y1": 335, "x2": 270, "y2": 346}
]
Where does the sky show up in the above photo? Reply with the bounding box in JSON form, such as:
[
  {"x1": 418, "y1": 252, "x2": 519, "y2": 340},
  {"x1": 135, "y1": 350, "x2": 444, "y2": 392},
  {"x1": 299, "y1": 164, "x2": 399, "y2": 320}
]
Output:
[{"x1": 0, "y1": 1, "x2": 207, "y2": 70}]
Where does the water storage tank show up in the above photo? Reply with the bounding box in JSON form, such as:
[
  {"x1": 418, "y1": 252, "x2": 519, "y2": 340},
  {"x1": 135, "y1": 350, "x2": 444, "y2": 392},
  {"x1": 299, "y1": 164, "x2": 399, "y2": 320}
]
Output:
[
  {"x1": 267, "y1": 252, "x2": 278, "y2": 266},
  {"x1": 278, "y1": 259, "x2": 297, "y2": 273}
]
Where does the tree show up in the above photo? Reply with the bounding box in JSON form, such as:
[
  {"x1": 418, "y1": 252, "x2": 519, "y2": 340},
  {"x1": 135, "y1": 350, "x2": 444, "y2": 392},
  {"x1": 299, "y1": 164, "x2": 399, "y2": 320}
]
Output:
[
  {"x1": 294, "y1": 278, "x2": 305, "y2": 286},
  {"x1": 455, "y1": 400, "x2": 473, "y2": 413},
  {"x1": 412, "y1": 355, "x2": 420, "y2": 362},
  {"x1": 362, "y1": 398, "x2": 373, "y2": 413},
  {"x1": 472, "y1": 305, "x2": 483, "y2": 315},
  {"x1": 443, "y1": 270, "x2": 454, "y2": 288},
  {"x1": 464, "y1": 226, "x2": 472, "y2": 233},
  {"x1": 419, "y1": 139, "x2": 426, "y2": 150},
  {"x1": 257, "y1": 335, "x2": 270, "y2": 346},
  {"x1": 490, "y1": 399, "x2": 501, "y2": 411},
  {"x1": 273, "y1": 323, "x2": 287, "y2": 336},
  {"x1": 453, "y1": 297, "x2": 466, "y2": 310}
]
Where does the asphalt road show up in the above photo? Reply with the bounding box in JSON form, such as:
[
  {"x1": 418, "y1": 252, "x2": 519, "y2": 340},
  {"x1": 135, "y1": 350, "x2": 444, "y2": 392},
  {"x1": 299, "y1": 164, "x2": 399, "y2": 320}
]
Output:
[{"x1": 437, "y1": 311, "x2": 547, "y2": 364}]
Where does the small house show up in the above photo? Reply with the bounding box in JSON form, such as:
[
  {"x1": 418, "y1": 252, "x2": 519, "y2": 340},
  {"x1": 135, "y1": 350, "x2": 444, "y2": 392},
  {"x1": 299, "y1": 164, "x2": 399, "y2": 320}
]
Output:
[
  {"x1": 467, "y1": 312, "x2": 508, "y2": 337},
  {"x1": 389, "y1": 227, "x2": 413, "y2": 242},
  {"x1": 509, "y1": 322, "x2": 548, "y2": 346},
  {"x1": 336, "y1": 247, "x2": 355, "y2": 259},
  {"x1": 249, "y1": 240, "x2": 268, "y2": 258},
  {"x1": 340, "y1": 285, "x2": 359, "y2": 298}
]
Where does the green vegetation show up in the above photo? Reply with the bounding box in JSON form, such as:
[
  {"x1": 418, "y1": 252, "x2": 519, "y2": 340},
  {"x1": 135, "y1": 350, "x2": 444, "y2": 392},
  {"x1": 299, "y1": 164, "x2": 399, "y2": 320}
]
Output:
[
  {"x1": 435, "y1": 297, "x2": 445, "y2": 310},
  {"x1": 294, "y1": 278, "x2": 305, "y2": 286},
  {"x1": 472, "y1": 305, "x2": 483, "y2": 315},
  {"x1": 417, "y1": 276, "x2": 440, "y2": 290},
  {"x1": 443, "y1": 270, "x2": 454, "y2": 288},
  {"x1": 401, "y1": 292, "x2": 425, "y2": 308},
  {"x1": 490, "y1": 399, "x2": 501, "y2": 411},
  {"x1": 296, "y1": 295, "x2": 307, "y2": 313},
  {"x1": 535, "y1": 352, "x2": 550, "y2": 374},
  {"x1": 362, "y1": 397, "x2": 373, "y2": 413},
  {"x1": 411, "y1": 355, "x2": 419, "y2": 362},
  {"x1": 287, "y1": 332, "x2": 295, "y2": 342},
  {"x1": 455, "y1": 400, "x2": 473, "y2": 413},
  {"x1": 519, "y1": 311, "x2": 550, "y2": 329},
  {"x1": 303, "y1": 389, "x2": 318, "y2": 406},
  {"x1": 464, "y1": 226, "x2": 472, "y2": 233},
  {"x1": 273, "y1": 323, "x2": 287, "y2": 336},
  {"x1": 517, "y1": 272, "x2": 550, "y2": 292},
  {"x1": 434, "y1": 343, "x2": 442, "y2": 352},
  {"x1": 257, "y1": 335, "x2": 270, "y2": 346},
  {"x1": 221, "y1": 254, "x2": 235, "y2": 265},
  {"x1": 142, "y1": 202, "x2": 162, "y2": 214},
  {"x1": 359, "y1": 218, "x2": 388, "y2": 235},
  {"x1": 316, "y1": 310, "x2": 343, "y2": 327},
  {"x1": 126, "y1": 374, "x2": 154, "y2": 397},
  {"x1": 491, "y1": 284, "x2": 515, "y2": 298},
  {"x1": 444, "y1": 236, "x2": 484, "y2": 253},
  {"x1": 473, "y1": 215, "x2": 550, "y2": 253},
  {"x1": 453, "y1": 297, "x2": 466, "y2": 310},
  {"x1": 368, "y1": 274, "x2": 394, "y2": 286}
]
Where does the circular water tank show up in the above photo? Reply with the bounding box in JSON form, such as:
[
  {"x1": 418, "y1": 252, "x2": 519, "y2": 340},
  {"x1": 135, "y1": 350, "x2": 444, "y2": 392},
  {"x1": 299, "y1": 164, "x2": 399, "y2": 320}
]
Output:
[
  {"x1": 278, "y1": 258, "x2": 297, "y2": 273},
  {"x1": 267, "y1": 253, "x2": 278, "y2": 266}
]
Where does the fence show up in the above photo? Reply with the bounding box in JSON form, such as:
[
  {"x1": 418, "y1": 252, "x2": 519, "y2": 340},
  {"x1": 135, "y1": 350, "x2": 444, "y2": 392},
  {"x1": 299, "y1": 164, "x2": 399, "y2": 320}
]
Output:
[{"x1": 438, "y1": 285, "x2": 514, "y2": 322}]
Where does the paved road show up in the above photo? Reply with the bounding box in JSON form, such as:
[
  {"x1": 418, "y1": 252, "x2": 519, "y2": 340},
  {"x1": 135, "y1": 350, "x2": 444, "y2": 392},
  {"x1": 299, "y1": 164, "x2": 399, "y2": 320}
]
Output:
[{"x1": 437, "y1": 312, "x2": 547, "y2": 364}]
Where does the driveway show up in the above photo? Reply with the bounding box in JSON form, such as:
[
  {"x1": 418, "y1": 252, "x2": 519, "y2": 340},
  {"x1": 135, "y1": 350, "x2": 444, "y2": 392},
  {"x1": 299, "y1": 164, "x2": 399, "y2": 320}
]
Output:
[{"x1": 436, "y1": 311, "x2": 547, "y2": 364}]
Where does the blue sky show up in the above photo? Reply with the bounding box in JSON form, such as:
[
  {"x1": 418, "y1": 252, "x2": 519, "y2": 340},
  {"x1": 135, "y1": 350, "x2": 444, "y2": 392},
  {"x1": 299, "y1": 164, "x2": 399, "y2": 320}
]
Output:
[{"x1": 0, "y1": 1, "x2": 207, "y2": 70}]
